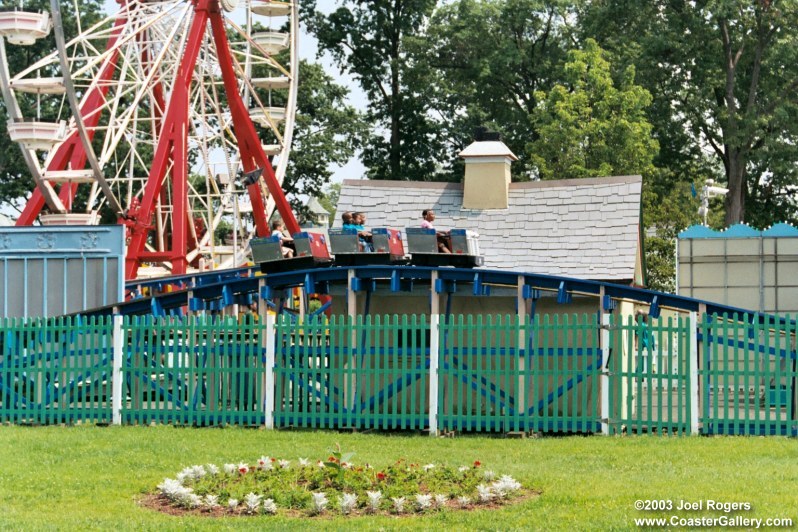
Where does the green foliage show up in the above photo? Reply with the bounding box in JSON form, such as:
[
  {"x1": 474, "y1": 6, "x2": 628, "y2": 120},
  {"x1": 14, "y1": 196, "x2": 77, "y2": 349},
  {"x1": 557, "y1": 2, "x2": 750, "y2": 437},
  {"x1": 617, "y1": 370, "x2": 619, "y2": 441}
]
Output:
[
  {"x1": 317, "y1": 182, "x2": 341, "y2": 223},
  {"x1": 529, "y1": 39, "x2": 658, "y2": 181},
  {"x1": 284, "y1": 61, "x2": 365, "y2": 213},
  {"x1": 0, "y1": 0, "x2": 105, "y2": 213},
  {"x1": 159, "y1": 449, "x2": 520, "y2": 515},
  {"x1": 581, "y1": 0, "x2": 798, "y2": 227},
  {"x1": 425, "y1": 0, "x2": 576, "y2": 180},
  {"x1": 303, "y1": 0, "x2": 443, "y2": 181}
]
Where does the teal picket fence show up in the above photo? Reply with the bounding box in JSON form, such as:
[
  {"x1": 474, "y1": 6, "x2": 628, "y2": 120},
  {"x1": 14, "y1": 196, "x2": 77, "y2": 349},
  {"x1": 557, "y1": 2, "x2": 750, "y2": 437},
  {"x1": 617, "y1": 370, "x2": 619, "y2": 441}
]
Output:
[
  {"x1": 274, "y1": 315, "x2": 430, "y2": 430},
  {"x1": 0, "y1": 316, "x2": 114, "y2": 424},
  {"x1": 124, "y1": 315, "x2": 266, "y2": 426},
  {"x1": 438, "y1": 314, "x2": 601, "y2": 434},
  {"x1": 608, "y1": 314, "x2": 693, "y2": 435},
  {"x1": 1, "y1": 312, "x2": 795, "y2": 435},
  {"x1": 701, "y1": 313, "x2": 797, "y2": 436}
]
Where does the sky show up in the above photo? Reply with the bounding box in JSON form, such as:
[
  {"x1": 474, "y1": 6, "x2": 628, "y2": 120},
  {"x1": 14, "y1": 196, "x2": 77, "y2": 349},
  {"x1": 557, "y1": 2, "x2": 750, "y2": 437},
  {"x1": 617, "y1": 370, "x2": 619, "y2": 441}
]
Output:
[{"x1": 98, "y1": 0, "x2": 367, "y2": 184}]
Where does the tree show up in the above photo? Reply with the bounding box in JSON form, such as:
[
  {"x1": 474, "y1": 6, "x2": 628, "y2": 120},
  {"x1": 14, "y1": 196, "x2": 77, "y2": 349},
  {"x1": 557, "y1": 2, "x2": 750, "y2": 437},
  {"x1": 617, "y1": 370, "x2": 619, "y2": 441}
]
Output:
[
  {"x1": 425, "y1": 0, "x2": 576, "y2": 179},
  {"x1": 0, "y1": 0, "x2": 105, "y2": 213},
  {"x1": 283, "y1": 61, "x2": 365, "y2": 216},
  {"x1": 581, "y1": 0, "x2": 798, "y2": 227},
  {"x1": 317, "y1": 182, "x2": 341, "y2": 223},
  {"x1": 528, "y1": 39, "x2": 658, "y2": 180},
  {"x1": 302, "y1": 0, "x2": 442, "y2": 181}
]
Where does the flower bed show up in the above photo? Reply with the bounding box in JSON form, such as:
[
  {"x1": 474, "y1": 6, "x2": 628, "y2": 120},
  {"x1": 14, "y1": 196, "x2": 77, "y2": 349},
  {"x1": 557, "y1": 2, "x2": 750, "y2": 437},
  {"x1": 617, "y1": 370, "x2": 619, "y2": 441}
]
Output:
[{"x1": 149, "y1": 447, "x2": 530, "y2": 517}]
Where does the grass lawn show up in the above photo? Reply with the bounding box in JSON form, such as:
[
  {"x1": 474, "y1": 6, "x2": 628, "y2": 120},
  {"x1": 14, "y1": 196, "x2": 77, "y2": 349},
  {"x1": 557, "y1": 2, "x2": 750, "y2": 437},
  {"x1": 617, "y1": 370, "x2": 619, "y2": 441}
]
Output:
[{"x1": 0, "y1": 426, "x2": 796, "y2": 530}]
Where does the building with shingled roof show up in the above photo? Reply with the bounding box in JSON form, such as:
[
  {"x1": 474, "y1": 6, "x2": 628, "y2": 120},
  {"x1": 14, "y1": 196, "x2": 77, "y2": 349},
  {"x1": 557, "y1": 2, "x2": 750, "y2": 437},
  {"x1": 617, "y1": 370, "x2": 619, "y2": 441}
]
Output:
[{"x1": 334, "y1": 138, "x2": 645, "y2": 286}]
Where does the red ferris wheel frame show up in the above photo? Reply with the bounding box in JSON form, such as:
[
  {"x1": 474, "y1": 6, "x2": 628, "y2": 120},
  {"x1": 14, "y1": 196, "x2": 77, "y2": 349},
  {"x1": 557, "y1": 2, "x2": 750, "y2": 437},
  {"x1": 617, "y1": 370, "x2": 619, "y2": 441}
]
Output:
[{"x1": 15, "y1": 0, "x2": 301, "y2": 280}]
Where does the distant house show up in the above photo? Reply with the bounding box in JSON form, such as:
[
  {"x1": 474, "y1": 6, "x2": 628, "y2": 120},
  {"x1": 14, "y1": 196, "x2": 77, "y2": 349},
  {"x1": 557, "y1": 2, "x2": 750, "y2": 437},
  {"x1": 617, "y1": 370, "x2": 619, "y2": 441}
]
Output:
[
  {"x1": 335, "y1": 139, "x2": 645, "y2": 285},
  {"x1": 305, "y1": 197, "x2": 331, "y2": 228}
]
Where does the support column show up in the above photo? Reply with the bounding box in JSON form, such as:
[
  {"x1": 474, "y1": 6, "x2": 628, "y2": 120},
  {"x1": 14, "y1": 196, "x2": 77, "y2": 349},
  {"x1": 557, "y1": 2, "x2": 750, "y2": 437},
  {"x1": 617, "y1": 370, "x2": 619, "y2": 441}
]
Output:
[
  {"x1": 429, "y1": 314, "x2": 440, "y2": 436},
  {"x1": 600, "y1": 312, "x2": 611, "y2": 435},
  {"x1": 517, "y1": 275, "x2": 527, "y2": 431},
  {"x1": 689, "y1": 310, "x2": 700, "y2": 435},
  {"x1": 112, "y1": 315, "x2": 124, "y2": 426},
  {"x1": 264, "y1": 313, "x2": 276, "y2": 429}
]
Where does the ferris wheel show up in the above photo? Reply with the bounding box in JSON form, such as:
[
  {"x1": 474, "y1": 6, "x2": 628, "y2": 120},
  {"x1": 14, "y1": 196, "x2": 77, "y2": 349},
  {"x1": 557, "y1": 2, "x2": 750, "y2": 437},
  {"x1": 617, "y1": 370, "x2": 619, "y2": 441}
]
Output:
[{"x1": 0, "y1": 0, "x2": 301, "y2": 279}]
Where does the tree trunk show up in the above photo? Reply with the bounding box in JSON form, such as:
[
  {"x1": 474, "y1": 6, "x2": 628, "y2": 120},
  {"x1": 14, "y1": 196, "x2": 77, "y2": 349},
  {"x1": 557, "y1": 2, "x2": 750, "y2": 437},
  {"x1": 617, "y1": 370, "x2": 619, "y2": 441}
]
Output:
[{"x1": 724, "y1": 151, "x2": 746, "y2": 225}]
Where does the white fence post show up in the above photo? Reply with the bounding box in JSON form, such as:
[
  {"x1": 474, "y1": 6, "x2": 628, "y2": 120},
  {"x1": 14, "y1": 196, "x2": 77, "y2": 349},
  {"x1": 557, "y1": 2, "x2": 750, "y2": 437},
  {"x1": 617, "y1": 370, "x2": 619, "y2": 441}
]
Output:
[
  {"x1": 429, "y1": 314, "x2": 440, "y2": 437},
  {"x1": 112, "y1": 315, "x2": 124, "y2": 426},
  {"x1": 689, "y1": 311, "x2": 700, "y2": 435},
  {"x1": 264, "y1": 313, "x2": 276, "y2": 430},
  {"x1": 600, "y1": 313, "x2": 611, "y2": 435}
]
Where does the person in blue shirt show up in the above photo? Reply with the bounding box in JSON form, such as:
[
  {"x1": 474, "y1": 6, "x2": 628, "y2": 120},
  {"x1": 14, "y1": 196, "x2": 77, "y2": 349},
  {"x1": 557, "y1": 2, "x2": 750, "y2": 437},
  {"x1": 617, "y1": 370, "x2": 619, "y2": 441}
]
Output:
[{"x1": 344, "y1": 211, "x2": 372, "y2": 251}]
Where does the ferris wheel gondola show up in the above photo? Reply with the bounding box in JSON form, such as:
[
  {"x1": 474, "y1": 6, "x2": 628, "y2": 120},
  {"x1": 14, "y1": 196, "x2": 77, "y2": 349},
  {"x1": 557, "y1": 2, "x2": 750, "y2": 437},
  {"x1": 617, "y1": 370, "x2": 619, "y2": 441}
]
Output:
[{"x1": 0, "y1": 0, "x2": 301, "y2": 279}]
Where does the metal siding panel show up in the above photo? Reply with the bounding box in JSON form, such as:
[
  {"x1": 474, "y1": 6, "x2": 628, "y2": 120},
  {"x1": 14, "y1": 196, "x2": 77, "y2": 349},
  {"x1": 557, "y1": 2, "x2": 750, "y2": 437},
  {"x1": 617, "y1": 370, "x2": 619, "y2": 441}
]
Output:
[
  {"x1": 26, "y1": 259, "x2": 45, "y2": 317},
  {"x1": 725, "y1": 239, "x2": 759, "y2": 257},
  {"x1": 47, "y1": 260, "x2": 66, "y2": 318},
  {"x1": 6, "y1": 260, "x2": 25, "y2": 318},
  {"x1": 66, "y1": 258, "x2": 85, "y2": 315},
  {"x1": 726, "y1": 262, "x2": 760, "y2": 286},
  {"x1": 691, "y1": 240, "x2": 726, "y2": 258},
  {"x1": 692, "y1": 264, "x2": 726, "y2": 288}
]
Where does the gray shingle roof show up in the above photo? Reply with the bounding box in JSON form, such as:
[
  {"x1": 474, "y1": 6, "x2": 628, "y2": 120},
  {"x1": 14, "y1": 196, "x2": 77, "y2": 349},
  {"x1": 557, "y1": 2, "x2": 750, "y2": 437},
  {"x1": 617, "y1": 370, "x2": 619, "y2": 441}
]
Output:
[{"x1": 334, "y1": 176, "x2": 642, "y2": 282}]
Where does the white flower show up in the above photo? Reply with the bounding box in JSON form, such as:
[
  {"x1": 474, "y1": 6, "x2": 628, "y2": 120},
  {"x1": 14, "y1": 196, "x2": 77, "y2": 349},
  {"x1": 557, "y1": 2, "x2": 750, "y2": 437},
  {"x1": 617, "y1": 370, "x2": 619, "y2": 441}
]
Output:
[
  {"x1": 157, "y1": 478, "x2": 184, "y2": 498},
  {"x1": 262, "y1": 498, "x2": 278, "y2": 514},
  {"x1": 392, "y1": 497, "x2": 406, "y2": 514},
  {"x1": 278, "y1": 459, "x2": 290, "y2": 469},
  {"x1": 457, "y1": 496, "x2": 471, "y2": 508},
  {"x1": 433, "y1": 494, "x2": 448, "y2": 508},
  {"x1": 298, "y1": 457, "x2": 310, "y2": 467},
  {"x1": 423, "y1": 463, "x2": 436, "y2": 471},
  {"x1": 492, "y1": 475, "x2": 522, "y2": 498},
  {"x1": 205, "y1": 464, "x2": 220, "y2": 476},
  {"x1": 237, "y1": 462, "x2": 249, "y2": 475},
  {"x1": 223, "y1": 463, "x2": 237, "y2": 475},
  {"x1": 483, "y1": 470, "x2": 496, "y2": 481},
  {"x1": 317, "y1": 460, "x2": 325, "y2": 468},
  {"x1": 257, "y1": 456, "x2": 274, "y2": 471},
  {"x1": 227, "y1": 498, "x2": 239, "y2": 511},
  {"x1": 176, "y1": 465, "x2": 205, "y2": 482},
  {"x1": 204, "y1": 494, "x2": 220, "y2": 509},
  {"x1": 415, "y1": 494, "x2": 433, "y2": 511},
  {"x1": 458, "y1": 465, "x2": 470, "y2": 473},
  {"x1": 339, "y1": 493, "x2": 358, "y2": 515},
  {"x1": 477, "y1": 484, "x2": 494, "y2": 503},
  {"x1": 183, "y1": 493, "x2": 202, "y2": 508},
  {"x1": 243, "y1": 492, "x2": 262, "y2": 514},
  {"x1": 311, "y1": 492, "x2": 329, "y2": 514},
  {"x1": 366, "y1": 490, "x2": 382, "y2": 513}
]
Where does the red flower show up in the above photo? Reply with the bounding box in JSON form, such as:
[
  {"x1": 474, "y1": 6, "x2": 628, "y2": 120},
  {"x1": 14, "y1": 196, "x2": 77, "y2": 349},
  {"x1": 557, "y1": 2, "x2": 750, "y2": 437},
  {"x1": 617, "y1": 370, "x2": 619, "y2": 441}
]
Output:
[
  {"x1": 328, "y1": 456, "x2": 337, "y2": 463},
  {"x1": 271, "y1": 458, "x2": 277, "y2": 462},
  {"x1": 376, "y1": 472, "x2": 386, "y2": 481},
  {"x1": 473, "y1": 461, "x2": 481, "y2": 468}
]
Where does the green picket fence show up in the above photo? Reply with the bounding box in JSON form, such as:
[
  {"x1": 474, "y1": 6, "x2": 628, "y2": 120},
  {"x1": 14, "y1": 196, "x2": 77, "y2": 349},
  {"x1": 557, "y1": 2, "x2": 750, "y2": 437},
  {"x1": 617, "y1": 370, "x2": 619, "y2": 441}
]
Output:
[
  {"x1": 124, "y1": 315, "x2": 266, "y2": 426},
  {"x1": 0, "y1": 316, "x2": 114, "y2": 424},
  {"x1": 1, "y1": 312, "x2": 795, "y2": 436},
  {"x1": 701, "y1": 313, "x2": 797, "y2": 436},
  {"x1": 608, "y1": 314, "x2": 693, "y2": 435},
  {"x1": 438, "y1": 314, "x2": 601, "y2": 434},
  {"x1": 274, "y1": 315, "x2": 430, "y2": 430}
]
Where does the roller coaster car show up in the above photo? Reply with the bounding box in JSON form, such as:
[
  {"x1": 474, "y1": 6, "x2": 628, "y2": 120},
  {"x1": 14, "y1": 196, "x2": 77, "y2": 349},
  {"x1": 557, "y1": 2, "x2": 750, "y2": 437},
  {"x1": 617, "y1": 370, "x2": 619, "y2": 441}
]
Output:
[
  {"x1": 405, "y1": 228, "x2": 484, "y2": 268},
  {"x1": 251, "y1": 232, "x2": 332, "y2": 273},
  {"x1": 328, "y1": 227, "x2": 406, "y2": 266}
]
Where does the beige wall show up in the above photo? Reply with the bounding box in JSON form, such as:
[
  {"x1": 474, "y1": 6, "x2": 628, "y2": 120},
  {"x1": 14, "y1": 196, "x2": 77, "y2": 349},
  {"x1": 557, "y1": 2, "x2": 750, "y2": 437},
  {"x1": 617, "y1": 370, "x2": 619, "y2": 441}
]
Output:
[{"x1": 678, "y1": 236, "x2": 798, "y2": 314}]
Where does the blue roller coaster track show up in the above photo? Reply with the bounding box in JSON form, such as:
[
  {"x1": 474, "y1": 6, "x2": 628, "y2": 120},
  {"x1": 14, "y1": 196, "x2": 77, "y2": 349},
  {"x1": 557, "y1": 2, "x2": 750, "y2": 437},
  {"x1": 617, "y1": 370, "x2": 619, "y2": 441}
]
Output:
[{"x1": 80, "y1": 264, "x2": 792, "y2": 326}]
